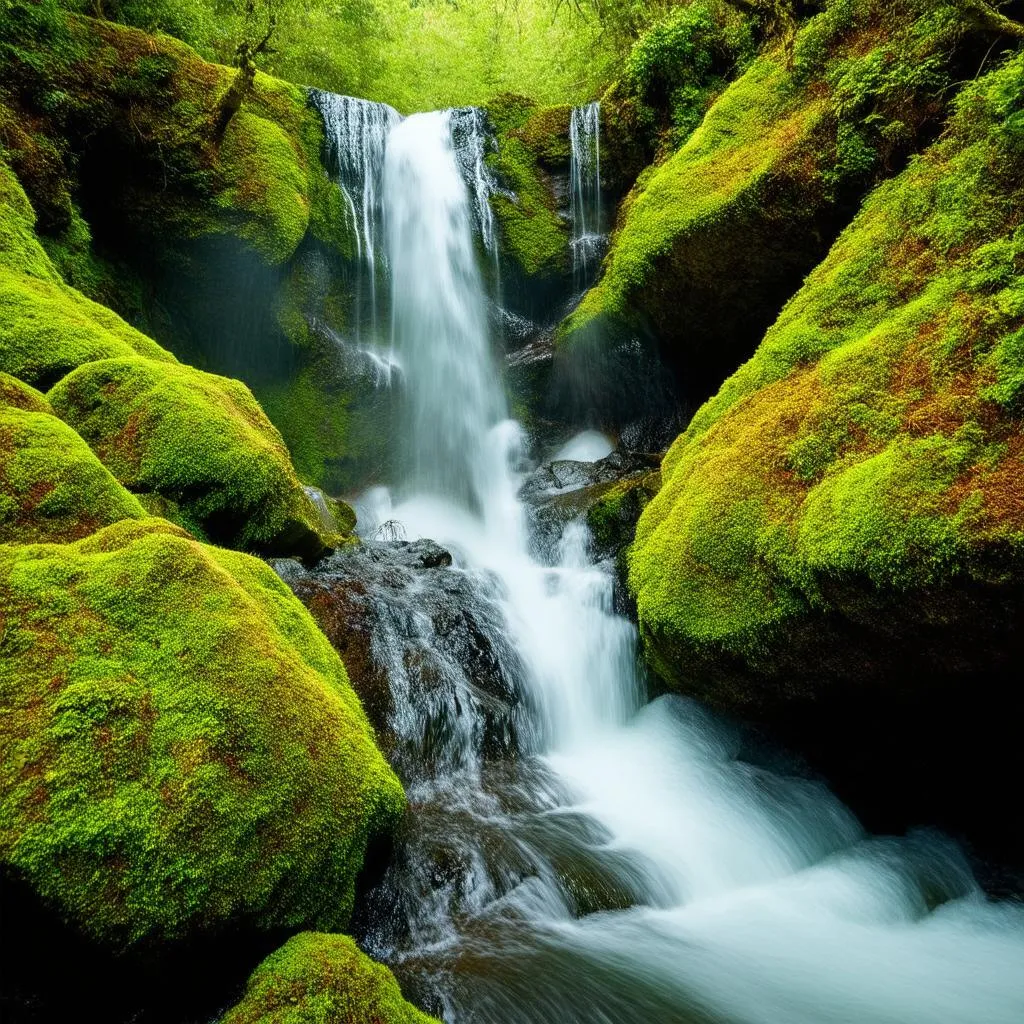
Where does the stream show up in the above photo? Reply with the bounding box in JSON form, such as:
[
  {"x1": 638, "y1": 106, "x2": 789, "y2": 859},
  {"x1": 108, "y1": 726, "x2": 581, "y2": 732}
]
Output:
[{"x1": 297, "y1": 96, "x2": 1024, "y2": 1024}]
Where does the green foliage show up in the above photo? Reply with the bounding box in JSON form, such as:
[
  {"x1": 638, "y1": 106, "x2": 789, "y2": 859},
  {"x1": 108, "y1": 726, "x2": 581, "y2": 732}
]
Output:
[
  {"x1": 221, "y1": 932, "x2": 439, "y2": 1024},
  {"x1": 49, "y1": 357, "x2": 331, "y2": 556},
  {"x1": 623, "y1": 0, "x2": 755, "y2": 141},
  {"x1": 0, "y1": 518, "x2": 403, "y2": 947},
  {"x1": 629, "y1": 50, "x2": 1024, "y2": 687},
  {"x1": 0, "y1": 405, "x2": 145, "y2": 544}
]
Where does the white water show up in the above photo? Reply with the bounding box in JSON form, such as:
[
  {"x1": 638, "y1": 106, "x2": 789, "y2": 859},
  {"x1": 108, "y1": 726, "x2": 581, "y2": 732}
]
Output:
[
  {"x1": 569, "y1": 101, "x2": 604, "y2": 290},
  {"x1": 313, "y1": 91, "x2": 401, "y2": 343},
  {"x1": 366, "y1": 107, "x2": 1024, "y2": 1023}
]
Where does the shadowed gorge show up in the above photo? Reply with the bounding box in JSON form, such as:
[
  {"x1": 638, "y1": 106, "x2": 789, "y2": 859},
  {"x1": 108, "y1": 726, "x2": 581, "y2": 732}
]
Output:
[{"x1": 2, "y1": 1, "x2": 1024, "y2": 1022}]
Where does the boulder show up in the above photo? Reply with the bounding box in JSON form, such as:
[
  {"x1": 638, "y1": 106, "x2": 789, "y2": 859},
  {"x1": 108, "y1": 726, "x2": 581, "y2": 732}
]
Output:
[
  {"x1": 49, "y1": 357, "x2": 333, "y2": 558},
  {"x1": 0, "y1": 405, "x2": 145, "y2": 544},
  {"x1": 220, "y1": 932, "x2": 438, "y2": 1024},
  {"x1": 0, "y1": 518, "x2": 403, "y2": 948}
]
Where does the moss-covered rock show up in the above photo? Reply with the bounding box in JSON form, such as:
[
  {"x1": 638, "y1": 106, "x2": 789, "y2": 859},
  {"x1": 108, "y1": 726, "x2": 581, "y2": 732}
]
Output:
[
  {"x1": 0, "y1": 405, "x2": 146, "y2": 544},
  {"x1": 221, "y1": 932, "x2": 438, "y2": 1024},
  {"x1": 0, "y1": 269, "x2": 178, "y2": 390},
  {"x1": 485, "y1": 94, "x2": 570, "y2": 283},
  {"x1": 49, "y1": 357, "x2": 334, "y2": 558},
  {"x1": 0, "y1": 371, "x2": 51, "y2": 414},
  {"x1": 0, "y1": 518, "x2": 404, "y2": 948},
  {"x1": 558, "y1": 0, "x2": 1013, "y2": 414},
  {"x1": 630, "y1": 50, "x2": 1024, "y2": 708},
  {"x1": 586, "y1": 469, "x2": 662, "y2": 561}
]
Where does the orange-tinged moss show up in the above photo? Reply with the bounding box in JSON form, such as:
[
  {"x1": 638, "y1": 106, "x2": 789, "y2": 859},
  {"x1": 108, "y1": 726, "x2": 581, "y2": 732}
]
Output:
[
  {"x1": 0, "y1": 405, "x2": 145, "y2": 544},
  {"x1": 49, "y1": 357, "x2": 331, "y2": 557},
  {"x1": 630, "y1": 50, "x2": 1024, "y2": 695}
]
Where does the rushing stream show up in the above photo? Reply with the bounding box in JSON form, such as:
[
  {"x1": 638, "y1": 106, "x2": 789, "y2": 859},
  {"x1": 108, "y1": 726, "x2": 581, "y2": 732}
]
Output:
[{"x1": 308, "y1": 97, "x2": 1024, "y2": 1023}]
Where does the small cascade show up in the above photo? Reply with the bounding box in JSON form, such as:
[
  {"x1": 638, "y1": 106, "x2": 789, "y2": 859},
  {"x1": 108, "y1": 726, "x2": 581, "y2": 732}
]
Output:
[
  {"x1": 310, "y1": 90, "x2": 401, "y2": 343},
  {"x1": 449, "y1": 107, "x2": 500, "y2": 257},
  {"x1": 569, "y1": 101, "x2": 604, "y2": 290}
]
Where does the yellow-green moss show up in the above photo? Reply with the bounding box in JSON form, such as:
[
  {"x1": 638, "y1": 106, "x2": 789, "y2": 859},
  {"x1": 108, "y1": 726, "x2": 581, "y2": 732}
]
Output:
[
  {"x1": 0, "y1": 371, "x2": 51, "y2": 414},
  {"x1": 0, "y1": 269, "x2": 176, "y2": 389},
  {"x1": 49, "y1": 357, "x2": 331, "y2": 557},
  {"x1": 0, "y1": 518, "x2": 404, "y2": 948},
  {"x1": 0, "y1": 406, "x2": 145, "y2": 544},
  {"x1": 221, "y1": 932, "x2": 439, "y2": 1024},
  {"x1": 558, "y1": 0, "x2": 1000, "y2": 359},
  {"x1": 485, "y1": 95, "x2": 570, "y2": 279},
  {"x1": 630, "y1": 50, "x2": 1024, "y2": 689}
]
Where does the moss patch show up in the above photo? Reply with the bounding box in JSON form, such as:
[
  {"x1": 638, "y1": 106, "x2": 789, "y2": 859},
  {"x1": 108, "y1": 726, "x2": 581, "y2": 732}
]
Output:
[
  {"x1": 0, "y1": 371, "x2": 51, "y2": 414},
  {"x1": 0, "y1": 518, "x2": 404, "y2": 948},
  {"x1": 221, "y1": 932, "x2": 438, "y2": 1024},
  {"x1": 0, "y1": 405, "x2": 146, "y2": 544},
  {"x1": 630, "y1": 51, "x2": 1024, "y2": 703},
  {"x1": 485, "y1": 95, "x2": 570, "y2": 280},
  {"x1": 49, "y1": 357, "x2": 332, "y2": 557}
]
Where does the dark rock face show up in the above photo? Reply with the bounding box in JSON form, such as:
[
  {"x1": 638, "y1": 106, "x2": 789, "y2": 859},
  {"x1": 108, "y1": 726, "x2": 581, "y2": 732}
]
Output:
[
  {"x1": 519, "y1": 448, "x2": 661, "y2": 565},
  {"x1": 275, "y1": 540, "x2": 530, "y2": 775}
]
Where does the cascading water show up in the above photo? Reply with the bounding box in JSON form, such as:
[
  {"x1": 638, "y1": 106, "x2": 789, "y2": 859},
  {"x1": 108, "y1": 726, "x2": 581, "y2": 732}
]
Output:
[
  {"x1": 328, "y1": 103, "x2": 1024, "y2": 1023},
  {"x1": 569, "y1": 101, "x2": 604, "y2": 291},
  {"x1": 312, "y1": 90, "x2": 401, "y2": 344}
]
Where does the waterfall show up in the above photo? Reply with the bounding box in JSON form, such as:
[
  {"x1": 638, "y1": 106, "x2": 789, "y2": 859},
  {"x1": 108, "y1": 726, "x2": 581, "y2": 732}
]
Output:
[
  {"x1": 383, "y1": 111, "x2": 505, "y2": 506},
  {"x1": 569, "y1": 101, "x2": 604, "y2": 290},
  {"x1": 449, "y1": 106, "x2": 500, "y2": 256},
  {"x1": 311, "y1": 90, "x2": 401, "y2": 344},
  {"x1": 326, "y1": 101, "x2": 1024, "y2": 1024}
]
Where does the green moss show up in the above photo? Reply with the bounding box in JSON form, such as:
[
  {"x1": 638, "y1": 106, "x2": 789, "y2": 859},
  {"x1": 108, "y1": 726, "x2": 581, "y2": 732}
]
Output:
[
  {"x1": 0, "y1": 518, "x2": 403, "y2": 947},
  {"x1": 485, "y1": 96, "x2": 570, "y2": 280},
  {"x1": 221, "y1": 932, "x2": 438, "y2": 1024},
  {"x1": 630, "y1": 51, "x2": 1024, "y2": 694},
  {"x1": 49, "y1": 357, "x2": 331, "y2": 557},
  {"x1": 0, "y1": 160, "x2": 60, "y2": 282},
  {"x1": 0, "y1": 406, "x2": 146, "y2": 544},
  {"x1": 218, "y1": 107, "x2": 311, "y2": 266},
  {"x1": 0, "y1": 269, "x2": 175, "y2": 389},
  {"x1": 558, "y1": 0, "x2": 1001, "y2": 377},
  {"x1": 586, "y1": 470, "x2": 661, "y2": 556},
  {"x1": 0, "y1": 371, "x2": 52, "y2": 414}
]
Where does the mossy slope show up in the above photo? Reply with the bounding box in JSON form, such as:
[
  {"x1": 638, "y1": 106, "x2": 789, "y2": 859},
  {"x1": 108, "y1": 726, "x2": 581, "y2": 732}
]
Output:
[
  {"x1": 0, "y1": 518, "x2": 404, "y2": 948},
  {"x1": 0, "y1": 405, "x2": 145, "y2": 545},
  {"x1": 1, "y1": 9, "x2": 378, "y2": 493},
  {"x1": 559, "y1": 0, "x2": 1011, "y2": 411},
  {"x1": 221, "y1": 932, "x2": 439, "y2": 1024},
  {"x1": 630, "y1": 52, "x2": 1024, "y2": 706}
]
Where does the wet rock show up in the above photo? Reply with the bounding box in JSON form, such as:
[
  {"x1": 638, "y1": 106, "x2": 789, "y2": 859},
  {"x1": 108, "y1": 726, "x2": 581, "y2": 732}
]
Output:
[
  {"x1": 276, "y1": 540, "x2": 529, "y2": 774},
  {"x1": 519, "y1": 447, "x2": 661, "y2": 564}
]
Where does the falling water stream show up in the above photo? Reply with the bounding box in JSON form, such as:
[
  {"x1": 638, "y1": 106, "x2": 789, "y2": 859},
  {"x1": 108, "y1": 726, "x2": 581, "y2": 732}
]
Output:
[{"x1": 318, "y1": 100, "x2": 1024, "y2": 1023}]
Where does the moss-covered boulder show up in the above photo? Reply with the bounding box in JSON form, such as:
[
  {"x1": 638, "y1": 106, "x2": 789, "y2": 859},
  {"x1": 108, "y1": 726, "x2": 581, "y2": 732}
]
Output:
[
  {"x1": 558, "y1": 0, "x2": 1016, "y2": 416},
  {"x1": 49, "y1": 357, "x2": 334, "y2": 557},
  {"x1": 0, "y1": 269, "x2": 177, "y2": 390},
  {"x1": 0, "y1": 371, "x2": 51, "y2": 414},
  {"x1": 630, "y1": 51, "x2": 1024, "y2": 709},
  {"x1": 0, "y1": 518, "x2": 404, "y2": 948},
  {"x1": 0, "y1": 405, "x2": 145, "y2": 544},
  {"x1": 221, "y1": 932, "x2": 438, "y2": 1024},
  {"x1": 485, "y1": 94, "x2": 571, "y2": 286}
]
